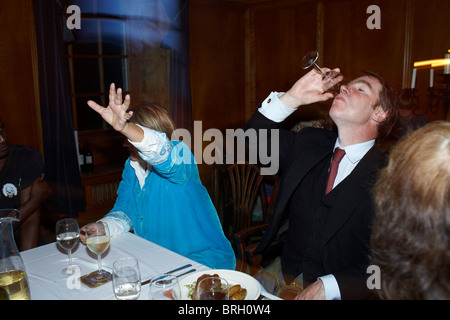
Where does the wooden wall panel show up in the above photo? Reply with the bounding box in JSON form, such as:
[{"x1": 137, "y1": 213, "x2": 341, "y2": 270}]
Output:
[
  {"x1": 190, "y1": 0, "x2": 248, "y2": 187},
  {"x1": 190, "y1": 0, "x2": 449, "y2": 188},
  {"x1": 252, "y1": 1, "x2": 322, "y2": 125},
  {"x1": 0, "y1": 0, "x2": 42, "y2": 154},
  {"x1": 322, "y1": 0, "x2": 407, "y2": 91},
  {"x1": 253, "y1": 1, "x2": 318, "y2": 103},
  {"x1": 190, "y1": 1, "x2": 247, "y2": 131}
]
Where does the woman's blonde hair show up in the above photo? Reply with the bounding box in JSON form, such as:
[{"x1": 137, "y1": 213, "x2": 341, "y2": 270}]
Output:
[
  {"x1": 128, "y1": 102, "x2": 176, "y2": 139},
  {"x1": 371, "y1": 121, "x2": 450, "y2": 299}
]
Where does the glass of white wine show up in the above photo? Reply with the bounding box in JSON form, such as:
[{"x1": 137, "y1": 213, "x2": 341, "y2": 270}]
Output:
[
  {"x1": 85, "y1": 221, "x2": 111, "y2": 280},
  {"x1": 55, "y1": 218, "x2": 80, "y2": 276}
]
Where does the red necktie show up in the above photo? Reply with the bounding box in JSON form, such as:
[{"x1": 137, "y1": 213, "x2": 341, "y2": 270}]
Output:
[{"x1": 325, "y1": 148, "x2": 346, "y2": 195}]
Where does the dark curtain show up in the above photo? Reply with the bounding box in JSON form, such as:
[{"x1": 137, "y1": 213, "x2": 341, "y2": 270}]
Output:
[
  {"x1": 161, "y1": 0, "x2": 193, "y2": 133},
  {"x1": 33, "y1": 0, "x2": 86, "y2": 217}
]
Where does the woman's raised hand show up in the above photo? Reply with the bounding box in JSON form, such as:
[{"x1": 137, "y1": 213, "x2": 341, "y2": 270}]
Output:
[{"x1": 87, "y1": 83, "x2": 133, "y2": 133}]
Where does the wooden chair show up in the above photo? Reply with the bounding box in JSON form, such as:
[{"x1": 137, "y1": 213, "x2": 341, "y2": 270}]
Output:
[
  {"x1": 227, "y1": 163, "x2": 280, "y2": 274},
  {"x1": 210, "y1": 163, "x2": 233, "y2": 237},
  {"x1": 77, "y1": 169, "x2": 122, "y2": 226},
  {"x1": 227, "y1": 162, "x2": 265, "y2": 235}
]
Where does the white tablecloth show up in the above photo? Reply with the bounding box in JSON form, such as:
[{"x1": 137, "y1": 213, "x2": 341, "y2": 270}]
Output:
[
  {"x1": 21, "y1": 232, "x2": 210, "y2": 300},
  {"x1": 21, "y1": 232, "x2": 279, "y2": 300}
]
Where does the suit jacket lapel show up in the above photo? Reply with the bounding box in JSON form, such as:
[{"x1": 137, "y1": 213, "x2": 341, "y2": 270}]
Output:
[
  {"x1": 322, "y1": 146, "x2": 385, "y2": 244},
  {"x1": 279, "y1": 135, "x2": 334, "y2": 213}
]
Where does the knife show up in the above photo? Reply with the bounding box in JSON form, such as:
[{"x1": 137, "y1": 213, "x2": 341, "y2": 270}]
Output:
[
  {"x1": 141, "y1": 264, "x2": 194, "y2": 286},
  {"x1": 166, "y1": 264, "x2": 192, "y2": 275},
  {"x1": 173, "y1": 268, "x2": 196, "y2": 279}
]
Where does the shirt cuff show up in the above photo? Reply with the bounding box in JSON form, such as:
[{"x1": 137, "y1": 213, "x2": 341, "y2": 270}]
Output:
[
  {"x1": 129, "y1": 125, "x2": 171, "y2": 165},
  {"x1": 100, "y1": 211, "x2": 133, "y2": 238},
  {"x1": 128, "y1": 124, "x2": 161, "y2": 154},
  {"x1": 318, "y1": 274, "x2": 341, "y2": 300},
  {"x1": 258, "y1": 91, "x2": 295, "y2": 123}
]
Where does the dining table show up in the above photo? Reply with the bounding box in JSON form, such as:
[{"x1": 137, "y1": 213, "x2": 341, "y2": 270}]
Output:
[{"x1": 20, "y1": 232, "x2": 278, "y2": 300}]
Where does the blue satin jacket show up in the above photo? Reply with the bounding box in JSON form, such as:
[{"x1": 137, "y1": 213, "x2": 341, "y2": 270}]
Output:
[{"x1": 106, "y1": 136, "x2": 235, "y2": 270}]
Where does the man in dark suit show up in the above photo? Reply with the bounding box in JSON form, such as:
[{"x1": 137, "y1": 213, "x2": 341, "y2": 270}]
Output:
[{"x1": 244, "y1": 68, "x2": 398, "y2": 299}]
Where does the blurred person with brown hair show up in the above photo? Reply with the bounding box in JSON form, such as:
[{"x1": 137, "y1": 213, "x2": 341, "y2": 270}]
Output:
[
  {"x1": 80, "y1": 84, "x2": 235, "y2": 270},
  {"x1": 371, "y1": 121, "x2": 450, "y2": 299},
  {"x1": 391, "y1": 88, "x2": 429, "y2": 140}
]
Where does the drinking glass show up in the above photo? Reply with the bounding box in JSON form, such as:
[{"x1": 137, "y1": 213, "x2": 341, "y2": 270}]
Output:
[
  {"x1": 148, "y1": 274, "x2": 178, "y2": 300},
  {"x1": 195, "y1": 276, "x2": 229, "y2": 300},
  {"x1": 85, "y1": 221, "x2": 111, "y2": 280},
  {"x1": 276, "y1": 285, "x2": 303, "y2": 300},
  {"x1": 301, "y1": 50, "x2": 344, "y2": 94},
  {"x1": 112, "y1": 257, "x2": 141, "y2": 300},
  {"x1": 55, "y1": 218, "x2": 80, "y2": 276}
]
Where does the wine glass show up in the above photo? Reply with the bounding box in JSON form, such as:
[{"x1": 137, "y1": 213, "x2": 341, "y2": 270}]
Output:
[
  {"x1": 301, "y1": 50, "x2": 344, "y2": 94},
  {"x1": 148, "y1": 274, "x2": 178, "y2": 300},
  {"x1": 85, "y1": 221, "x2": 111, "y2": 280},
  {"x1": 112, "y1": 257, "x2": 141, "y2": 300},
  {"x1": 55, "y1": 218, "x2": 80, "y2": 276},
  {"x1": 195, "y1": 276, "x2": 229, "y2": 300}
]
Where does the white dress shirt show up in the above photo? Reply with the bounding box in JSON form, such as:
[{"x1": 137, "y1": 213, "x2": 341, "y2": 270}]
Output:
[{"x1": 259, "y1": 92, "x2": 375, "y2": 300}]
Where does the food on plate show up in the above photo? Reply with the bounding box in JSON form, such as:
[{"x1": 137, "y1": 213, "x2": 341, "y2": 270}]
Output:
[
  {"x1": 192, "y1": 273, "x2": 220, "y2": 299},
  {"x1": 186, "y1": 273, "x2": 248, "y2": 300},
  {"x1": 229, "y1": 284, "x2": 247, "y2": 300},
  {"x1": 228, "y1": 284, "x2": 241, "y2": 297}
]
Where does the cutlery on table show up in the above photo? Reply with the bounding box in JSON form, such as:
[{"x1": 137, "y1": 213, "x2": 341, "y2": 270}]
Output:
[{"x1": 142, "y1": 264, "x2": 196, "y2": 286}]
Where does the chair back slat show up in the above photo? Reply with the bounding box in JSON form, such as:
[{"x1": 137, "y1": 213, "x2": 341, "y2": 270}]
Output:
[{"x1": 227, "y1": 162, "x2": 263, "y2": 234}]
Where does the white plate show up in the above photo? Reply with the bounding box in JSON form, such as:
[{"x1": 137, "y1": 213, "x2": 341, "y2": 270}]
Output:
[{"x1": 172, "y1": 269, "x2": 261, "y2": 300}]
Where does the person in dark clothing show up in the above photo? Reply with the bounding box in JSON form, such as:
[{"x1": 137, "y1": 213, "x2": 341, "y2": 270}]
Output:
[{"x1": 0, "y1": 118, "x2": 51, "y2": 250}]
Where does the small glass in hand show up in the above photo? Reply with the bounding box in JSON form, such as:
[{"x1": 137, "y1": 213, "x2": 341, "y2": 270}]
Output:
[
  {"x1": 112, "y1": 257, "x2": 141, "y2": 300},
  {"x1": 301, "y1": 50, "x2": 344, "y2": 95},
  {"x1": 85, "y1": 221, "x2": 111, "y2": 280},
  {"x1": 195, "y1": 276, "x2": 229, "y2": 300},
  {"x1": 55, "y1": 218, "x2": 80, "y2": 276}
]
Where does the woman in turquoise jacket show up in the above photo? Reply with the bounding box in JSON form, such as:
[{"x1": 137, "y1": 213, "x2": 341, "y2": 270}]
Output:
[{"x1": 85, "y1": 84, "x2": 235, "y2": 270}]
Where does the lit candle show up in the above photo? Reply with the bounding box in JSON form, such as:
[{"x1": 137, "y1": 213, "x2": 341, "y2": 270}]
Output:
[
  {"x1": 444, "y1": 54, "x2": 450, "y2": 75},
  {"x1": 429, "y1": 68, "x2": 434, "y2": 87},
  {"x1": 411, "y1": 68, "x2": 417, "y2": 89}
]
